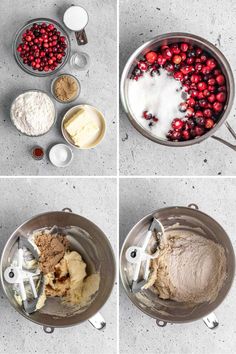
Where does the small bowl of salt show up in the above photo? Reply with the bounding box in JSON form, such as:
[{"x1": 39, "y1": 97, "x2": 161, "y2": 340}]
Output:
[{"x1": 49, "y1": 143, "x2": 73, "y2": 167}]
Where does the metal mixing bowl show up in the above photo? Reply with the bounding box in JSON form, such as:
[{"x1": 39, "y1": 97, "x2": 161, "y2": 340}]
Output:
[
  {"x1": 120, "y1": 32, "x2": 235, "y2": 147},
  {"x1": 120, "y1": 205, "x2": 235, "y2": 326},
  {"x1": 0, "y1": 209, "x2": 116, "y2": 332}
]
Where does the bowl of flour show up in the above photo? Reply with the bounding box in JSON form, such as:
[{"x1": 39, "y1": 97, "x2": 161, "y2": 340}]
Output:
[{"x1": 10, "y1": 90, "x2": 56, "y2": 136}]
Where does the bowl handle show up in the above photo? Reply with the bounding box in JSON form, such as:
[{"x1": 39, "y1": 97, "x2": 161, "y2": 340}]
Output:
[
  {"x1": 62, "y1": 207, "x2": 72, "y2": 213},
  {"x1": 156, "y1": 320, "x2": 167, "y2": 327},
  {"x1": 88, "y1": 312, "x2": 106, "y2": 330},
  {"x1": 211, "y1": 121, "x2": 236, "y2": 151},
  {"x1": 188, "y1": 203, "x2": 199, "y2": 210},
  {"x1": 43, "y1": 326, "x2": 54, "y2": 334},
  {"x1": 203, "y1": 312, "x2": 219, "y2": 329}
]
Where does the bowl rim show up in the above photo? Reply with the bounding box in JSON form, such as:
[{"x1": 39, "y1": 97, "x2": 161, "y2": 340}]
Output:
[
  {"x1": 13, "y1": 17, "x2": 71, "y2": 77},
  {"x1": 10, "y1": 89, "x2": 57, "y2": 137},
  {"x1": 61, "y1": 104, "x2": 107, "y2": 150},
  {"x1": 51, "y1": 73, "x2": 81, "y2": 103},
  {"x1": 120, "y1": 32, "x2": 235, "y2": 147},
  {"x1": 120, "y1": 205, "x2": 236, "y2": 323}
]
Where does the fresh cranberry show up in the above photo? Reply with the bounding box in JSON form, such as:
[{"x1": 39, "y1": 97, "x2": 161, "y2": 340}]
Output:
[
  {"x1": 180, "y1": 52, "x2": 187, "y2": 61},
  {"x1": 218, "y1": 85, "x2": 226, "y2": 92},
  {"x1": 169, "y1": 130, "x2": 181, "y2": 141},
  {"x1": 138, "y1": 61, "x2": 148, "y2": 71},
  {"x1": 216, "y1": 74, "x2": 225, "y2": 85},
  {"x1": 181, "y1": 65, "x2": 194, "y2": 75},
  {"x1": 201, "y1": 66, "x2": 211, "y2": 75},
  {"x1": 182, "y1": 130, "x2": 190, "y2": 140},
  {"x1": 172, "y1": 55, "x2": 182, "y2": 64},
  {"x1": 197, "y1": 82, "x2": 207, "y2": 91},
  {"x1": 172, "y1": 118, "x2": 184, "y2": 130},
  {"x1": 213, "y1": 101, "x2": 223, "y2": 112},
  {"x1": 203, "y1": 108, "x2": 212, "y2": 118},
  {"x1": 174, "y1": 71, "x2": 184, "y2": 81},
  {"x1": 180, "y1": 43, "x2": 188, "y2": 52},
  {"x1": 179, "y1": 102, "x2": 188, "y2": 112},
  {"x1": 200, "y1": 54, "x2": 207, "y2": 63},
  {"x1": 187, "y1": 97, "x2": 195, "y2": 107},
  {"x1": 194, "y1": 126, "x2": 205, "y2": 136},
  {"x1": 190, "y1": 74, "x2": 201, "y2": 83},
  {"x1": 199, "y1": 99, "x2": 208, "y2": 108},
  {"x1": 190, "y1": 89, "x2": 198, "y2": 98},
  {"x1": 186, "y1": 57, "x2": 195, "y2": 65},
  {"x1": 216, "y1": 92, "x2": 226, "y2": 102},
  {"x1": 206, "y1": 59, "x2": 216, "y2": 70},
  {"x1": 195, "y1": 116, "x2": 205, "y2": 126},
  {"x1": 208, "y1": 78, "x2": 216, "y2": 85},
  {"x1": 156, "y1": 54, "x2": 166, "y2": 66},
  {"x1": 143, "y1": 111, "x2": 152, "y2": 120},
  {"x1": 195, "y1": 111, "x2": 204, "y2": 117},
  {"x1": 186, "y1": 107, "x2": 194, "y2": 117},
  {"x1": 162, "y1": 48, "x2": 172, "y2": 60},
  {"x1": 205, "y1": 118, "x2": 214, "y2": 129},
  {"x1": 145, "y1": 51, "x2": 158, "y2": 64},
  {"x1": 170, "y1": 44, "x2": 181, "y2": 54},
  {"x1": 208, "y1": 94, "x2": 216, "y2": 103}
]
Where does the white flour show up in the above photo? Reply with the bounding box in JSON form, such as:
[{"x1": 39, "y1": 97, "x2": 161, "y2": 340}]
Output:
[
  {"x1": 127, "y1": 69, "x2": 187, "y2": 139},
  {"x1": 11, "y1": 91, "x2": 55, "y2": 136}
]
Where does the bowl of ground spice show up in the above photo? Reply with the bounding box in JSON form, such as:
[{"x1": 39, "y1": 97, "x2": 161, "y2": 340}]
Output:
[{"x1": 51, "y1": 73, "x2": 80, "y2": 103}]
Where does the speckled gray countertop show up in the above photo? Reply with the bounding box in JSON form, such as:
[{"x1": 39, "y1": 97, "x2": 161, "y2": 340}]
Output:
[
  {"x1": 0, "y1": 0, "x2": 116, "y2": 176},
  {"x1": 0, "y1": 178, "x2": 117, "y2": 354},
  {"x1": 119, "y1": 178, "x2": 236, "y2": 354},
  {"x1": 119, "y1": 0, "x2": 236, "y2": 176}
]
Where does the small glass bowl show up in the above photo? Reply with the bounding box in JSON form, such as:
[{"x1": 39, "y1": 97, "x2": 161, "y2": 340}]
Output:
[
  {"x1": 13, "y1": 18, "x2": 71, "y2": 77},
  {"x1": 10, "y1": 89, "x2": 57, "y2": 137},
  {"x1": 51, "y1": 73, "x2": 81, "y2": 103}
]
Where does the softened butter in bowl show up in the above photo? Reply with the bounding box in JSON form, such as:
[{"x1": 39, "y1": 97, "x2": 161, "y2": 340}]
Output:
[
  {"x1": 52, "y1": 74, "x2": 80, "y2": 103},
  {"x1": 62, "y1": 104, "x2": 106, "y2": 149}
]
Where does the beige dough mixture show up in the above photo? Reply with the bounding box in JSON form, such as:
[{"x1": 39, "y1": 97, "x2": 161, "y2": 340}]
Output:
[{"x1": 145, "y1": 229, "x2": 227, "y2": 304}]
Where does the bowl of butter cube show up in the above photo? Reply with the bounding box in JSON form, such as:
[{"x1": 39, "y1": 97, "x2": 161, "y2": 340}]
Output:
[{"x1": 61, "y1": 104, "x2": 106, "y2": 149}]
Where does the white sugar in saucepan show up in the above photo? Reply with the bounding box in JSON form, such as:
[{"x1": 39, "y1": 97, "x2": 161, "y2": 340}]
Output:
[{"x1": 127, "y1": 69, "x2": 187, "y2": 139}]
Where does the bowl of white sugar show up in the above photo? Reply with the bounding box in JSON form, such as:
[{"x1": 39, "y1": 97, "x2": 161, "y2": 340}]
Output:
[{"x1": 10, "y1": 90, "x2": 56, "y2": 136}]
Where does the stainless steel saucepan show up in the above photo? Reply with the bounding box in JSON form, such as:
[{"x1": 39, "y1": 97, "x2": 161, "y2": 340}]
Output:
[
  {"x1": 120, "y1": 204, "x2": 235, "y2": 329},
  {"x1": 120, "y1": 32, "x2": 236, "y2": 150},
  {"x1": 0, "y1": 208, "x2": 116, "y2": 333}
]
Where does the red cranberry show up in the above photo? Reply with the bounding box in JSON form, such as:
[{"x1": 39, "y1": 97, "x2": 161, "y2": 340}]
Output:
[
  {"x1": 195, "y1": 116, "x2": 205, "y2": 126},
  {"x1": 201, "y1": 66, "x2": 211, "y2": 75},
  {"x1": 208, "y1": 94, "x2": 216, "y2": 103},
  {"x1": 138, "y1": 61, "x2": 148, "y2": 71},
  {"x1": 205, "y1": 118, "x2": 214, "y2": 129},
  {"x1": 208, "y1": 78, "x2": 216, "y2": 85},
  {"x1": 156, "y1": 54, "x2": 166, "y2": 66},
  {"x1": 197, "y1": 82, "x2": 207, "y2": 91},
  {"x1": 162, "y1": 48, "x2": 172, "y2": 59},
  {"x1": 190, "y1": 89, "x2": 198, "y2": 98},
  {"x1": 47, "y1": 24, "x2": 55, "y2": 31},
  {"x1": 180, "y1": 43, "x2": 188, "y2": 52},
  {"x1": 174, "y1": 71, "x2": 184, "y2": 81},
  {"x1": 169, "y1": 130, "x2": 181, "y2": 141},
  {"x1": 179, "y1": 102, "x2": 188, "y2": 112},
  {"x1": 145, "y1": 51, "x2": 158, "y2": 64},
  {"x1": 143, "y1": 111, "x2": 152, "y2": 120},
  {"x1": 170, "y1": 44, "x2": 181, "y2": 54},
  {"x1": 199, "y1": 99, "x2": 208, "y2": 108},
  {"x1": 186, "y1": 57, "x2": 195, "y2": 65},
  {"x1": 164, "y1": 63, "x2": 174, "y2": 72},
  {"x1": 213, "y1": 101, "x2": 223, "y2": 112},
  {"x1": 172, "y1": 55, "x2": 182, "y2": 64},
  {"x1": 208, "y1": 85, "x2": 216, "y2": 92},
  {"x1": 203, "y1": 108, "x2": 212, "y2": 118},
  {"x1": 218, "y1": 85, "x2": 226, "y2": 92},
  {"x1": 182, "y1": 130, "x2": 190, "y2": 140},
  {"x1": 203, "y1": 89, "x2": 210, "y2": 97},
  {"x1": 200, "y1": 54, "x2": 207, "y2": 63},
  {"x1": 216, "y1": 74, "x2": 225, "y2": 85},
  {"x1": 196, "y1": 48, "x2": 203, "y2": 56},
  {"x1": 180, "y1": 65, "x2": 194, "y2": 75},
  {"x1": 216, "y1": 92, "x2": 226, "y2": 103},
  {"x1": 194, "y1": 126, "x2": 205, "y2": 136},
  {"x1": 206, "y1": 59, "x2": 216, "y2": 70},
  {"x1": 195, "y1": 111, "x2": 204, "y2": 117},
  {"x1": 180, "y1": 52, "x2": 187, "y2": 61},
  {"x1": 172, "y1": 118, "x2": 184, "y2": 130},
  {"x1": 186, "y1": 107, "x2": 194, "y2": 117},
  {"x1": 190, "y1": 74, "x2": 201, "y2": 83},
  {"x1": 187, "y1": 97, "x2": 195, "y2": 107}
]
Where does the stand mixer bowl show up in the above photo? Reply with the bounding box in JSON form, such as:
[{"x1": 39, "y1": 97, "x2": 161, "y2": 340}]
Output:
[{"x1": 120, "y1": 205, "x2": 235, "y2": 326}]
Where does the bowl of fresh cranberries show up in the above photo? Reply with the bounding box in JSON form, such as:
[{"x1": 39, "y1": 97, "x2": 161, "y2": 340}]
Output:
[
  {"x1": 14, "y1": 18, "x2": 70, "y2": 77},
  {"x1": 121, "y1": 33, "x2": 234, "y2": 146}
]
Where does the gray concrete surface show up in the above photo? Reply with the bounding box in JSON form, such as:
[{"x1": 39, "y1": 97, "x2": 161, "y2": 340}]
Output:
[
  {"x1": 119, "y1": 0, "x2": 236, "y2": 176},
  {"x1": 0, "y1": 0, "x2": 117, "y2": 176},
  {"x1": 0, "y1": 178, "x2": 117, "y2": 354},
  {"x1": 119, "y1": 178, "x2": 236, "y2": 354}
]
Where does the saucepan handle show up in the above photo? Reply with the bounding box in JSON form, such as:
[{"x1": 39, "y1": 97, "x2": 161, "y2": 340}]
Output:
[
  {"x1": 188, "y1": 203, "x2": 199, "y2": 210},
  {"x1": 156, "y1": 320, "x2": 167, "y2": 327},
  {"x1": 203, "y1": 312, "x2": 219, "y2": 329},
  {"x1": 62, "y1": 207, "x2": 72, "y2": 213},
  {"x1": 211, "y1": 122, "x2": 236, "y2": 151},
  {"x1": 43, "y1": 326, "x2": 54, "y2": 334},
  {"x1": 88, "y1": 312, "x2": 106, "y2": 330}
]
